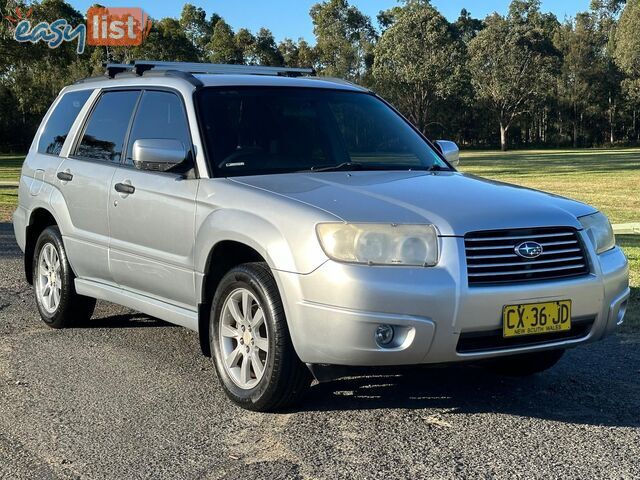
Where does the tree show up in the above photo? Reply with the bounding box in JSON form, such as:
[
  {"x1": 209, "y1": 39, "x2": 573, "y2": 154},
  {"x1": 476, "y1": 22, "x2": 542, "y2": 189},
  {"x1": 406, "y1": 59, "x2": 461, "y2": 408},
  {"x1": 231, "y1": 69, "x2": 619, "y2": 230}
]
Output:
[
  {"x1": 253, "y1": 28, "x2": 284, "y2": 66},
  {"x1": 310, "y1": 0, "x2": 376, "y2": 80},
  {"x1": 207, "y1": 20, "x2": 242, "y2": 64},
  {"x1": 614, "y1": 0, "x2": 640, "y2": 142},
  {"x1": 468, "y1": 5, "x2": 558, "y2": 150},
  {"x1": 296, "y1": 39, "x2": 317, "y2": 68},
  {"x1": 622, "y1": 78, "x2": 640, "y2": 140},
  {"x1": 3, "y1": 0, "x2": 640, "y2": 152},
  {"x1": 591, "y1": 0, "x2": 625, "y2": 145},
  {"x1": 554, "y1": 13, "x2": 603, "y2": 146},
  {"x1": 377, "y1": 5, "x2": 403, "y2": 32},
  {"x1": 454, "y1": 8, "x2": 484, "y2": 43},
  {"x1": 615, "y1": 0, "x2": 640, "y2": 78},
  {"x1": 373, "y1": 1, "x2": 467, "y2": 134},
  {"x1": 179, "y1": 4, "x2": 214, "y2": 55},
  {"x1": 235, "y1": 28, "x2": 256, "y2": 64},
  {"x1": 591, "y1": 0, "x2": 626, "y2": 17},
  {"x1": 278, "y1": 38, "x2": 299, "y2": 66},
  {"x1": 1, "y1": 0, "x2": 93, "y2": 148},
  {"x1": 129, "y1": 18, "x2": 200, "y2": 62}
]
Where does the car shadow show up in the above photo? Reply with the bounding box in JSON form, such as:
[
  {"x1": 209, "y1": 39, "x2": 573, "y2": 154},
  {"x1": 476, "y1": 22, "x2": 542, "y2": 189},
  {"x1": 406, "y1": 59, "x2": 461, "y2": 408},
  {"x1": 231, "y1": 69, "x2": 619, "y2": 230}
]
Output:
[
  {"x1": 292, "y1": 339, "x2": 640, "y2": 428},
  {"x1": 75, "y1": 312, "x2": 177, "y2": 329},
  {"x1": 86, "y1": 308, "x2": 639, "y2": 430}
]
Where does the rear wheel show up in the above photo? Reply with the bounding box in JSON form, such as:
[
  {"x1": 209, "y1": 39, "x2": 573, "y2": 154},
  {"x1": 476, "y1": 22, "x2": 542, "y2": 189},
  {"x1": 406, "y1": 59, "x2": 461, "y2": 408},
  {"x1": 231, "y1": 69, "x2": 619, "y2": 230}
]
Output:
[
  {"x1": 33, "y1": 226, "x2": 96, "y2": 328},
  {"x1": 210, "y1": 262, "x2": 310, "y2": 411},
  {"x1": 488, "y1": 349, "x2": 565, "y2": 376}
]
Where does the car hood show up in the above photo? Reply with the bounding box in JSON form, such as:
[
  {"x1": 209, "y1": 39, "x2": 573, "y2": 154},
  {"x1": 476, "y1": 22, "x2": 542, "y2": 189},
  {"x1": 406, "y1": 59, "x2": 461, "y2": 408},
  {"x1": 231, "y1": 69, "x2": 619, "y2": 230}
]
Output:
[{"x1": 229, "y1": 171, "x2": 596, "y2": 236}]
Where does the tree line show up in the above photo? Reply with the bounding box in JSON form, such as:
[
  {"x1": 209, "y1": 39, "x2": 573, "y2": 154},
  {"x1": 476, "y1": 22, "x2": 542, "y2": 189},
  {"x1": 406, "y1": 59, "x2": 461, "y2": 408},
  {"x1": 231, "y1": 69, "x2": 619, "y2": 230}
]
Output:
[{"x1": 1, "y1": 0, "x2": 640, "y2": 151}]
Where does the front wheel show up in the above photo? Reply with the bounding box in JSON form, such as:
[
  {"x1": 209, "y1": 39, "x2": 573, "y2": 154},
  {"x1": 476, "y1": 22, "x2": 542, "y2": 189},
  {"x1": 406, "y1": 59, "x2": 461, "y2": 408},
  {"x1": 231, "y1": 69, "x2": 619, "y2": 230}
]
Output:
[
  {"x1": 210, "y1": 262, "x2": 310, "y2": 412},
  {"x1": 487, "y1": 349, "x2": 565, "y2": 376}
]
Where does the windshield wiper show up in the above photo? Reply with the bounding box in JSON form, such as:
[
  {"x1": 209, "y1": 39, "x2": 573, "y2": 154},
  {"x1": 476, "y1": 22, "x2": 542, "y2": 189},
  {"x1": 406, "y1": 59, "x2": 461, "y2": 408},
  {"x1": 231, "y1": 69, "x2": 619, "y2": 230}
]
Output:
[
  {"x1": 427, "y1": 164, "x2": 449, "y2": 172},
  {"x1": 307, "y1": 162, "x2": 449, "y2": 173},
  {"x1": 309, "y1": 162, "x2": 366, "y2": 172}
]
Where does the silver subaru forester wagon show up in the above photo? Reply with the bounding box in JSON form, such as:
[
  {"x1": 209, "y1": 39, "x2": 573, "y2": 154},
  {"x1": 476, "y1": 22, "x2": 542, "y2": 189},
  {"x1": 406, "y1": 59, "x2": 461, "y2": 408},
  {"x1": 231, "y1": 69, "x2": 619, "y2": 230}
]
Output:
[{"x1": 13, "y1": 61, "x2": 630, "y2": 411}]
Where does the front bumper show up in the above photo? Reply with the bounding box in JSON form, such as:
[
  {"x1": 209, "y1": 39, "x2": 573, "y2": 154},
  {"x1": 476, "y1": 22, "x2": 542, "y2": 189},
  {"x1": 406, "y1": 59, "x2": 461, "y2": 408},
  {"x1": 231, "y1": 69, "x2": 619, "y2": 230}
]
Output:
[{"x1": 274, "y1": 235, "x2": 629, "y2": 366}]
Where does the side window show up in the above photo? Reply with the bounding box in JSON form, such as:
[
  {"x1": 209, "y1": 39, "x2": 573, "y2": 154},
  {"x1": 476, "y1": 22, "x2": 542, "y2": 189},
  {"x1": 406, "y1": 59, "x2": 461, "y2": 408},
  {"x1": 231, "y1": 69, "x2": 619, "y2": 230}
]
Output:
[
  {"x1": 125, "y1": 90, "x2": 191, "y2": 166},
  {"x1": 76, "y1": 90, "x2": 140, "y2": 163},
  {"x1": 38, "y1": 90, "x2": 92, "y2": 155}
]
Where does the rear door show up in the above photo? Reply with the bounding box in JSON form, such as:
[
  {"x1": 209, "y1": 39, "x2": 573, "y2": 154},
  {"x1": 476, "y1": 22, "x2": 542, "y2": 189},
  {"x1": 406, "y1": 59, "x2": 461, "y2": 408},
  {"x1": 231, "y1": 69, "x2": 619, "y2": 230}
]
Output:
[
  {"x1": 56, "y1": 89, "x2": 140, "y2": 283},
  {"x1": 108, "y1": 89, "x2": 198, "y2": 309}
]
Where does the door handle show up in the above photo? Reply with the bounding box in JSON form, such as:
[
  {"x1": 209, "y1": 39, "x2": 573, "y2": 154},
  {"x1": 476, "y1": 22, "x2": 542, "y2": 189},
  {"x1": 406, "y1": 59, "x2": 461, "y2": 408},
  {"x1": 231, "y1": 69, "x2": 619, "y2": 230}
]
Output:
[
  {"x1": 114, "y1": 183, "x2": 135, "y2": 195},
  {"x1": 57, "y1": 171, "x2": 73, "y2": 182}
]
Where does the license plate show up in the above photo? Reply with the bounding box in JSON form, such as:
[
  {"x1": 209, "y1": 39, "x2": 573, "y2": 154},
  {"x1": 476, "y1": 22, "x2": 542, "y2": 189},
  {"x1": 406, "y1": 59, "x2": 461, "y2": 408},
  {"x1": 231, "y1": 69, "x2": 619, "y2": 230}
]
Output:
[{"x1": 502, "y1": 300, "x2": 571, "y2": 338}]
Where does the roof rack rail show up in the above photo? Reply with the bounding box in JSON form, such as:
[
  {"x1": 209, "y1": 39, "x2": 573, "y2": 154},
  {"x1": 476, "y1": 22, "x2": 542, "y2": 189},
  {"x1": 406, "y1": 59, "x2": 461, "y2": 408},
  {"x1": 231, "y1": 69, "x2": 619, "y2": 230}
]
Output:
[
  {"x1": 141, "y1": 69, "x2": 204, "y2": 87},
  {"x1": 307, "y1": 76, "x2": 363, "y2": 89},
  {"x1": 105, "y1": 63, "x2": 135, "y2": 78},
  {"x1": 137, "y1": 60, "x2": 315, "y2": 77},
  {"x1": 104, "y1": 61, "x2": 316, "y2": 79}
]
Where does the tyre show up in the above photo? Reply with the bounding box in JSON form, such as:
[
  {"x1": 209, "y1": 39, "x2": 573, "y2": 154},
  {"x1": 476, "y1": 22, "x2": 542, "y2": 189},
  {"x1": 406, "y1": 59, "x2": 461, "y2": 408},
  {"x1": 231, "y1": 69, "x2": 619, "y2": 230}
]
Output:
[
  {"x1": 33, "y1": 226, "x2": 96, "y2": 329},
  {"x1": 488, "y1": 349, "x2": 565, "y2": 376},
  {"x1": 210, "y1": 262, "x2": 311, "y2": 411}
]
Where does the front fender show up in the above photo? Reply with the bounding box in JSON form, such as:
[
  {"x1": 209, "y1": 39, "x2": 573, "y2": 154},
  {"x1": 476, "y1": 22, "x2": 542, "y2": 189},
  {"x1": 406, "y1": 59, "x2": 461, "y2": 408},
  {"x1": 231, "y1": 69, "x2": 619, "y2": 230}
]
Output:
[
  {"x1": 194, "y1": 207, "x2": 331, "y2": 359},
  {"x1": 194, "y1": 208, "x2": 326, "y2": 275}
]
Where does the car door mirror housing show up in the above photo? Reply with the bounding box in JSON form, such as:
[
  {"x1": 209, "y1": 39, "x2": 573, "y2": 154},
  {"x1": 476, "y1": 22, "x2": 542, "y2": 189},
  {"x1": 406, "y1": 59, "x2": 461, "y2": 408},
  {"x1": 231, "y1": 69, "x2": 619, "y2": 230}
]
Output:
[
  {"x1": 435, "y1": 140, "x2": 460, "y2": 167},
  {"x1": 132, "y1": 139, "x2": 187, "y2": 172}
]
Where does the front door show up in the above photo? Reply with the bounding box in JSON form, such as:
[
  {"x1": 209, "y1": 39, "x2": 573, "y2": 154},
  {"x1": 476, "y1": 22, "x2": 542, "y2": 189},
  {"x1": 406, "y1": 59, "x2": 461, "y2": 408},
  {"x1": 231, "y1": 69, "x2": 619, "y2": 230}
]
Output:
[
  {"x1": 108, "y1": 90, "x2": 198, "y2": 309},
  {"x1": 58, "y1": 89, "x2": 140, "y2": 283}
]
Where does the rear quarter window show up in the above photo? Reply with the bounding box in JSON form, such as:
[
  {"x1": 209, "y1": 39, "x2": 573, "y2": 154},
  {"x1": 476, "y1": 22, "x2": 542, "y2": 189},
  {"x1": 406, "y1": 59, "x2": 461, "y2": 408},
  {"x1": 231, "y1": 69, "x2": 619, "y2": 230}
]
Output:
[{"x1": 38, "y1": 90, "x2": 92, "y2": 155}]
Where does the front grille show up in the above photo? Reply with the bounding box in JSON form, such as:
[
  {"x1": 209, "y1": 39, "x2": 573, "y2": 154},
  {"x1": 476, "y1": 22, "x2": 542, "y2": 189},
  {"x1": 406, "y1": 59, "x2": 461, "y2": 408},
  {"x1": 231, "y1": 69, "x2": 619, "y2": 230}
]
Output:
[
  {"x1": 465, "y1": 227, "x2": 590, "y2": 286},
  {"x1": 456, "y1": 317, "x2": 594, "y2": 353}
]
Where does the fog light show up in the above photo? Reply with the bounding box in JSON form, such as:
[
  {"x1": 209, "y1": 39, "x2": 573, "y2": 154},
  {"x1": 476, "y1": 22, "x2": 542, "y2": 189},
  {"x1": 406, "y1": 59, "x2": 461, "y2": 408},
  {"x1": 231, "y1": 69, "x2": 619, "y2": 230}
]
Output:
[{"x1": 375, "y1": 324, "x2": 394, "y2": 346}]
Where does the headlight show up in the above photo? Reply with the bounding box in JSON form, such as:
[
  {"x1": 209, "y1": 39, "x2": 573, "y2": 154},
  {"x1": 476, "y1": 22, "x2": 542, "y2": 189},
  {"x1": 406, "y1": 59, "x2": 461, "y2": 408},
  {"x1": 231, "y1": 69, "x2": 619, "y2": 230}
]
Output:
[
  {"x1": 316, "y1": 223, "x2": 439, "y2": 266},
  {"x1": 579, "y1": 212, "x2": 615, "y2": 254}
]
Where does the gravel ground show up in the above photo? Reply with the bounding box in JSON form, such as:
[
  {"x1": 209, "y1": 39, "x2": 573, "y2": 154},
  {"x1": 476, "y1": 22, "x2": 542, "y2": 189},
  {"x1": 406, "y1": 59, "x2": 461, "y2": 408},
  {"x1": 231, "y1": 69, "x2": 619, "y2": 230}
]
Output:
[{"x1": 0, "y1": 222, "x2": 639, "y2": 479}]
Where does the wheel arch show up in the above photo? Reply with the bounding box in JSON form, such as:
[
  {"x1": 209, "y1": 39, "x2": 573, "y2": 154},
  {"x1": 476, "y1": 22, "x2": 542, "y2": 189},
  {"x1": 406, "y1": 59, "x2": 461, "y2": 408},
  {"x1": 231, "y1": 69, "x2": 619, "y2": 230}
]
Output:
[
  {"x1": 24, "y1": 208, "x2": 60, "y2": 284},
  {"x1": 198, "y1": 240, "x2": 268, "y2": 357},
  {"x1": 194, "y1": 208, "x2": 329, "y2": 358}
]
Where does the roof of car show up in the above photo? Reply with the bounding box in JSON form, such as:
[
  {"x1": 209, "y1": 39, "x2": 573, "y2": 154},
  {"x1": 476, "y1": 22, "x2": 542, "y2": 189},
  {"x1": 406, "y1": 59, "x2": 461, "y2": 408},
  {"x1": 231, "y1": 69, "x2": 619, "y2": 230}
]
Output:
[{"x1": 193, "y1": 73, "x2": 367, "y2": 92}]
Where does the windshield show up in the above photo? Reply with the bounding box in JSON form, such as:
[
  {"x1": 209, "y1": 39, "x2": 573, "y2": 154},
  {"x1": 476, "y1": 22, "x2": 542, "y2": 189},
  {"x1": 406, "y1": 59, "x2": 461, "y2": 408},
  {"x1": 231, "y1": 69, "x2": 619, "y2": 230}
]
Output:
[{"x1": 195, "y1": 87, "x2": 449, "y2": 177}]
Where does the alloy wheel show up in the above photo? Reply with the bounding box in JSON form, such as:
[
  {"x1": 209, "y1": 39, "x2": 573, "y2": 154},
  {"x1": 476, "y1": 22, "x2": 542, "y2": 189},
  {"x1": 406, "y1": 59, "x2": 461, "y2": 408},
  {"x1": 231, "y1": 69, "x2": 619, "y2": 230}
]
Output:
[
  {"x1": 218, "y1": 288, "x2": 269, "y2": 389},
  {"x1": 36, "y1": 243, "x2": 62, "y2": 314}
]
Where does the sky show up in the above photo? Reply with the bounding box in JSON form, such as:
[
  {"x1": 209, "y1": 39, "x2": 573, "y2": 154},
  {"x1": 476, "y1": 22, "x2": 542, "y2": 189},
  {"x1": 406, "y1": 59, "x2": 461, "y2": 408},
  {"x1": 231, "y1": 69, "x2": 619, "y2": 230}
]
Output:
[{"x1": 69, "y1": 0, "x2": 592, "y2": 42}]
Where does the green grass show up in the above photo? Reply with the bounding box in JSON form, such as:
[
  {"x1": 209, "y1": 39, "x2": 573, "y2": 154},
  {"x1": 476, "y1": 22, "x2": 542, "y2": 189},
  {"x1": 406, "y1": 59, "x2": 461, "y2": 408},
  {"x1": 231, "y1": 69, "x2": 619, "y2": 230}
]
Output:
[
  {"x1": 0, "y1": 154, "x2": 22, "y2": 222},
  {"x1": 0, "y1": 154, "x2": 23, "y2": 182},
  {"x1": 0, "y1": 185, "x2": 18, "y2": 222},
  {"x1": 460, "y1": 148, "x2": 640, "y2": 225}
]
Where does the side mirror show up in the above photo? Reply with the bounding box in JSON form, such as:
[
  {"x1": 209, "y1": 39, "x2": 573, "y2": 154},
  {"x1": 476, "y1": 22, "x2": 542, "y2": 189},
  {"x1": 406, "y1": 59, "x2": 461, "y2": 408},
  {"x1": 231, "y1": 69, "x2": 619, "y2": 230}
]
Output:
[
  {"x1": 435, "y1": 140, "x2": 460, "y2": 167},
  {"x1": 132, "y1": 139, "x2": 187, "y2": 172}
]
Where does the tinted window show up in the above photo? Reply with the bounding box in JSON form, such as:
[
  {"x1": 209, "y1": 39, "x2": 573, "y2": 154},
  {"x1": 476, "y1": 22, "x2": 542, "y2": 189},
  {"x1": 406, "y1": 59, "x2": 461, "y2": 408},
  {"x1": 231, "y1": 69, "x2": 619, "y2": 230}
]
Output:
[
  {"x1": 196, "y1": 87, "x2": 446, "y2": 177},
  {"x1": 38, "y1": 90, "x2": 92, "y2": 155},
  {"x1": 76, "y1": 90, "x2": 140, "y2": 162},
  {"x1": 329, "y1": 101, "x2": 423, "y2": 164},
  {"x1": 125, "y1": 90, "x2": 191, "y2": 166}
]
